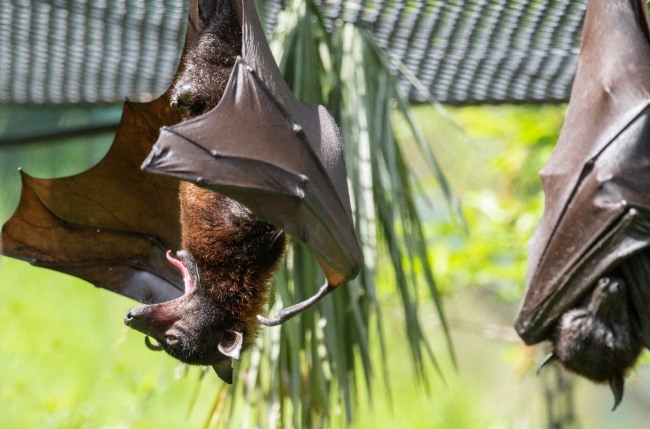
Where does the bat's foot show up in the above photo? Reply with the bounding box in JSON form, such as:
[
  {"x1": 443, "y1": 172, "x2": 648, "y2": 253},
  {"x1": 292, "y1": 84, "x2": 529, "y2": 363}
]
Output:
[
  {"x1": 610, "y1": 375, "x2": 624, "y2": 411},
  {"x1": 258, "y1": 282, "x2": 336, "y2": 326}
]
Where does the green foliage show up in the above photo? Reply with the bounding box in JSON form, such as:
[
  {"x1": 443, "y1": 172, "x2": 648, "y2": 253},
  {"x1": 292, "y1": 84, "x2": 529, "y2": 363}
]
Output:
[
  {"x1": 203, "y1": 1, "x2": 458, "y2": 426},
  {"x1": 422, "y1": 106, "x2": 564, "y2": 302}
]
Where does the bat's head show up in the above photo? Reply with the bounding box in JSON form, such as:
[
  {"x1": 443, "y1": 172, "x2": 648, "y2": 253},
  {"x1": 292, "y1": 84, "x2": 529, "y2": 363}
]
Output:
[
  {"x1": 538, "y1": 277, "x2": 642, "y2": 410},
  {"x1": 124, "y1": 250, "x2": 244, "y2": 383}
]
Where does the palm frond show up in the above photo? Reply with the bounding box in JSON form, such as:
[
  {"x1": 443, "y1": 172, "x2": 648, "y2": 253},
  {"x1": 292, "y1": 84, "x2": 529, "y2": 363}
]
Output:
[{"x1": 204, "y1": 0, "x2": 461, "y2": 426}]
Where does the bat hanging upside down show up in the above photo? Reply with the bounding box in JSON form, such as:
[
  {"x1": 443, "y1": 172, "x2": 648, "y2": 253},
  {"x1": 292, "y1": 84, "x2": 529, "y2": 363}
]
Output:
[
  {"x1": 124, "y1": 0, "x2": 286, "y2": 382},
  {"x1": 2, "y1": 0, "x2": 361, "y2": 385},
  {"x1": 515, "y1": 0, "x2": 650, "y2": 410},
  {"x1": 120, "y1": 0, "x2": 360, "y2": 382}
]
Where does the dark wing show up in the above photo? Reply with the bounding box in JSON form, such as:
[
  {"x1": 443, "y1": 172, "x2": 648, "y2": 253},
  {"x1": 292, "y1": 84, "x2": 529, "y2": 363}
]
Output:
[
  {"x1": 1, "y1": 99, "x2": 185, "y2": 303},
  {"x1": 143, "y1": 0, "x2": 363, "y2": 322},
  {"x1": 0, "y1": 2, "x2": 208, "y2": 304},
  {"x1": 515, "y1": 0, "x2": 650, "y2": 344}
]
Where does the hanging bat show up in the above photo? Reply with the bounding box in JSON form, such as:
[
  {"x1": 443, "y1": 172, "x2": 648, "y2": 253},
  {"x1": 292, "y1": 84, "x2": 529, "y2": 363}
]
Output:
[
  {"x1": 1, "y1": 0, "x2": 362, "y2": 384},
  {"x1": 515, "y1": 0, "x2": 650, "y2": 409}
]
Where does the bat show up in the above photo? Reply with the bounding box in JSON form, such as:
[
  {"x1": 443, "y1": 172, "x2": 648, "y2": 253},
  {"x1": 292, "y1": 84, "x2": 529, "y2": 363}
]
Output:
[
  {"x1": 514, "y1": 0, "x2": 650, "y2": 409},
  {"x1": 1, "y1": 0, "x2": 362, "y2": 383}
]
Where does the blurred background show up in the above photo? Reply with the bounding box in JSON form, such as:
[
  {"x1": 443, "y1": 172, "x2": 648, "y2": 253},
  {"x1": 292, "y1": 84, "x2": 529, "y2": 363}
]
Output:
[
  {"x1": 2, "y1": 0, "x2": 650, "y2": 427},
  {"x1": 4, "y1": 104, "x2": 650, "y2": 428}
]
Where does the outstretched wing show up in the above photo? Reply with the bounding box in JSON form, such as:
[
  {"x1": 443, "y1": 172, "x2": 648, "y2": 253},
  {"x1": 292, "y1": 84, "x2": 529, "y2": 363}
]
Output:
[
  {"x1": 516, "y1": 0, "x2": 650, "y2": 344},
  {"x1": 2, "y1": 99, "x2": 184, "y2": 303},
  {"x1": 0, "y1": 1, "x2": 208, "y2": 304}
]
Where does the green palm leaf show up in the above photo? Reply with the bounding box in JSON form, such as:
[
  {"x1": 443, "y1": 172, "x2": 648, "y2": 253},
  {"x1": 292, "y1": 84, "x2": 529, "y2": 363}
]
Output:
[{"x1": 199, "y1": 0, "x2": 461, "y2": 426}]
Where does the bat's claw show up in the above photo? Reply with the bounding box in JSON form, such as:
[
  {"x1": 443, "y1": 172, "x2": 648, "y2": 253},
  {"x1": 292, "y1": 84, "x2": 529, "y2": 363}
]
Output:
[
  {"x1": 536, "y1": 351, "x2": 557, "y2": 376},
  {"x1": 145, "y1": 336, "x2": 164, "y2": 351},
  {"x1": 258, "y1": 282, "x2": 336, "y2": 326},
  {"x1": 610, "y1": 375, "x2": 625, "y2": 411}
]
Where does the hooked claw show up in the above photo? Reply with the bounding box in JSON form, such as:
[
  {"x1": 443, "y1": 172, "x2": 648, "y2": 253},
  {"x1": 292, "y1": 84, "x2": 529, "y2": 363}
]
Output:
[
  {"x1": 610, "y1": 375, "x2": 624, "y2": 411},
  {"x1": 145, "y1": 336, "x2": 164, "y2": 351},
  {"x1": 257, "y1": 281, "x2": 336, "y2": 326},
  {"x1": 536, "y1": 352, "x2": 558, "y2": 376}
]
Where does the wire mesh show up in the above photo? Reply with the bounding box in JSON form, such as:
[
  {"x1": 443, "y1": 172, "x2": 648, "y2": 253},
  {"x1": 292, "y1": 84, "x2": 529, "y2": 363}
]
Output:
[{"x1": 0, "y1": 0, "x2": 585, "y2": 105}]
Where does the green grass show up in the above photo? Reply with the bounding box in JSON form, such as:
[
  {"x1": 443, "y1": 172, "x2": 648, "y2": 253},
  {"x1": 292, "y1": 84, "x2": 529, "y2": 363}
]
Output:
[
  {"x1": 0, "y1": 257, "x2": 222, "y2": 429},
  {"x1": 3, "y1": 256, "x2": 650, "y2": 428}
]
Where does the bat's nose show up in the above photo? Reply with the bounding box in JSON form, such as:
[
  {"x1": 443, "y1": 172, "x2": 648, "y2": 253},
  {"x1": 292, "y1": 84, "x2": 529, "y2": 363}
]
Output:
[
  {"x1": 124, "y1": 310, "x2": 137, "y2": 326},
  {"x1": 124, "y1": 306, "x2": 148, "y2": 326}
]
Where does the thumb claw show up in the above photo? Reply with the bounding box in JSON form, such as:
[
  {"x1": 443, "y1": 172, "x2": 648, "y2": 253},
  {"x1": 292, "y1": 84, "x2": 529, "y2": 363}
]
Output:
[
  {"x1": 536, "y1": 352, "x2": 557, "y2": 376},
  {"x1": 145, "y1": 336, "x2": 164, "y2": 351},
  {"x1": 610, "y1": 375, "x2": 625, "y2": 411}
]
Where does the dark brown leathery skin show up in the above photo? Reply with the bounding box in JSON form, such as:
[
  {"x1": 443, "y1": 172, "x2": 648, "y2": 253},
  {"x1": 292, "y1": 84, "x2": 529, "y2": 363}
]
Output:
[{"x1": 515, "y1": 0, "x2": 650, "y2": 409}]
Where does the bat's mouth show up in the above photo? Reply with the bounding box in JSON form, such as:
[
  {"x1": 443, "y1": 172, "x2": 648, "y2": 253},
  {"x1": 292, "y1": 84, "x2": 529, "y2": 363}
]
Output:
[{"x1": 166, "y1": 250, "x2": 194, "y2": 293}]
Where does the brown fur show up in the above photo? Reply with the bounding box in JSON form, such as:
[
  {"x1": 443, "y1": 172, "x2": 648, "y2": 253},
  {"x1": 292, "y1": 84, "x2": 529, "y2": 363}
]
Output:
[
  {"x1": 551, "y1": 277, "x2": 642, "y2": 382},
  {"x1": 125, "y1": 0, "x2": 286, "y2": 370},
  {"x1": 170, "y1": 0, "x2": 242, "y2": 119},
  {"x1": 180, "y1": 182, "x2": 285, "y2": 350},
  {"x1": 173, "y1": 0, "x2": 285, "y2": 352}
]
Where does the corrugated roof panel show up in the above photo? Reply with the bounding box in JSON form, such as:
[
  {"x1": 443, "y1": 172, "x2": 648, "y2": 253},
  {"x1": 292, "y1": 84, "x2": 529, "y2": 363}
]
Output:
[{"x1": 0, "y1": 0, "x2": 586, "y2": 105}]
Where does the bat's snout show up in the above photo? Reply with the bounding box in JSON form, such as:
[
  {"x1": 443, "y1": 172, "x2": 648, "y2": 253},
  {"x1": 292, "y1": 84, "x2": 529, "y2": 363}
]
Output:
[
  {"x1": 124, "y1": 310, "x2": 135, "y2": 326},
  {"x1": 123, "y1": 304, "x2": 174, "y2": 340},
  {"x1": 123, "y1": 307, "x2": 150, "y2": 328},
  {"x1": 124, "y1": 307, "x2": 146, "y2": 334},
  {"x1": 123, "y1": 305, "x2": 149, "y2": 328}
]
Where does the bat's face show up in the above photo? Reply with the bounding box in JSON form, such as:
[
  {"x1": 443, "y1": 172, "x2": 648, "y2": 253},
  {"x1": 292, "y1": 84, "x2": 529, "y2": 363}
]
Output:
[{"x1": 124, "y1": 251, "x2": 243, "y2": 383}]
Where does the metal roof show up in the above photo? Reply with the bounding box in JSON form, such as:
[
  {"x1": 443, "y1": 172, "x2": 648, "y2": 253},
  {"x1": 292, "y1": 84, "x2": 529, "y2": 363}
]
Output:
[{"x1": 0, "y1": 0, "x2": 585, "y2": 106}]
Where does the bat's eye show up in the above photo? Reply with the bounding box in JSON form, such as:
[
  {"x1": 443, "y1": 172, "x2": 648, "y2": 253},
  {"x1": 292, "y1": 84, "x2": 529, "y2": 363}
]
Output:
[
  {"x1": 170, "y1": 94, "x2": 193, "y2": 110},
  {"x1": 170, "y1": 92, "x2": 206, "y2": 119}
]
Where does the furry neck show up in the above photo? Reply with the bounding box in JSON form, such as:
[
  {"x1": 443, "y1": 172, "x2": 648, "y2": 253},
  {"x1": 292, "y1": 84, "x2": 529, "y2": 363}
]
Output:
[{"x1": 179, "y1": 182, "x2": 285, "y2": 349}]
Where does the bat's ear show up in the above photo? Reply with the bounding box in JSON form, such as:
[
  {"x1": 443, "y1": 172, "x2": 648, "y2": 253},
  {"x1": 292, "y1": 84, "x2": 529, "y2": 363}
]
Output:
[
  {"x1": 212, "y1": 330, "x2": 243, "y2": 383},
  {"x1": 218, "y1": 330, "x2": 243, "y2": 361},
  {"x1": 212, "y1": 359, "x2": 234, "y2": 384},
  {"x1": 610, "y1": 374, "x2": 625, "y2": 411}
]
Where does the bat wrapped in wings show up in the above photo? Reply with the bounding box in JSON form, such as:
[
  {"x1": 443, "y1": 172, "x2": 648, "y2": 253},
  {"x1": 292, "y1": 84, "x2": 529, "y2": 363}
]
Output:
[
  {"x1": 1, "y1": 0, "x2": 361, "y2": 383},
  {"x1": 515, "y1": 0, "x2": 650, "y2": 409}
]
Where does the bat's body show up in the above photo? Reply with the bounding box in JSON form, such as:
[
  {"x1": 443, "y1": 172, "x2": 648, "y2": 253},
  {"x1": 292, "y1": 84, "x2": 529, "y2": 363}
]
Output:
[
  {"x1": 515, "y1": 0, "x2": 650, "y2": 409},
  {"x1": 553, "y1": 278, "x2": 641, "y2": 383},
  {"x1": 179, "y1": 182, "x2": 285, "y2": 344},
  {"x1": 1, "y1": 0, "x2": 361, "y2": 384},
  {"x1": 125, "y1": 1, "x2": 287, "y2": 382}
]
